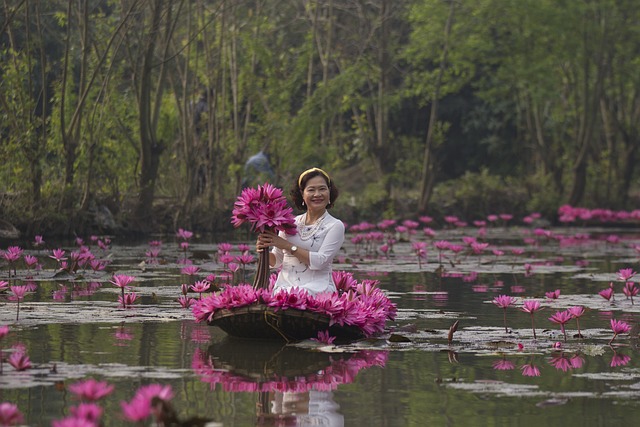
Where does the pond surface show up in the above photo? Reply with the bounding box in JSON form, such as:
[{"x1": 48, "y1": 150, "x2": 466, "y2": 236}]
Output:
[{"x1": 1, "y1": 224, "x2": 640, "y2": 426}]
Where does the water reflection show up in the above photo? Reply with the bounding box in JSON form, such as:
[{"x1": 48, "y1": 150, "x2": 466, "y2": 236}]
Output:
[
  {"x1": 3, "y1": 225, "x2": 640, "y2": 425},
  {"x1": 193, "y1": 339, "x2": 387, "y2": 425},
  {"x1": 490, "y1": 348, "x2": 632, "y2": 379},
  {"x1": 257, "y1": 390, "x2": 343, "y2": 426},
  {"x1": 195, "y1": 339, "x2": 388, "y2": 392}
]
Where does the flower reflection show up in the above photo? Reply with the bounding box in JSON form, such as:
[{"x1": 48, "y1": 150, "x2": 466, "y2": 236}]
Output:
[
  {"x1": 520, "y1": 363, "x2": 541, "y2": 377},
  {"x1": 192, "y1": 347, "x2": 388, "y2": 393},
  {"x1": 492, "y1": 358, "x2": 515, "y2": 371},
  {"x1": 569, "y1": 354, "x2": 585, "y2": 369},
  {"x1": 431, "y1": 291, "x2": 449, "y2": 307},
  {"x1": 610, "y1": 352, "x2": 631, "y2": 368},
  {"x1": 52, "y1": 285, "x2": 68, "y2": 301},
  {"x1": 548, "y1": 353, "x2": 572, "y2": 372},
  {"x1": 113, "y1": 325, "x2": 134, "y2": 346}
]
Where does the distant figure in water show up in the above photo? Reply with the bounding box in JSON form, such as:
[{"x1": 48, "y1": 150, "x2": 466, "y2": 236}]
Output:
[{"x1": 242, "y1": 150, "x2": 275, "y2": 188}]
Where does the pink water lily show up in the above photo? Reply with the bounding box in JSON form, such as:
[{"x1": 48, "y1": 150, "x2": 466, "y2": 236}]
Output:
[
  {"x1": 191, "y1": 272, "x2": 397, "y2": 338},
  {"x1": 269, "y1": 287, "x2": 309, "y2": 311},
  {"x1": 412, "y1": 241, "x2": 428, "y2": 267},
  {"x1": 109, "y1": 274, "x2": 136, "y2": 308},
  {"x1": 567, "y1": 306, "x2": 586, "y2": 338},
  {"x1": 23, "y1": 254, "x2": 38, "y2": 270},
  {"x1": 520, "y1": 299, "x2": 543, "y2": 339},
  {"x1": 617, "y1": 268, "x2": 636, "y2": 282},
  {"x1": 190, "y1": 280, "x2": 211, "y2": 299},
  {"x1": 118, "y1": 292, "x2": 139, "y2": 308},
  {"x1": 492, "y1": 295, "x2": 517, "y2": 333},
  {"x1": 50, "y1": 248, "x2": 67, "y2": 264},
  {"x1": 545, "y1": 289, "x2": 560, "y2": 299},
  {"x1": 2, "y1": 247, "x2": 23, "y2": 276},
  {"x1": 178, "y1": 295, "x2": 195, "y2": 308},
  {"x1": 312, "y1": 330, "x2": 336, "y2": 345},
  {"x1": 33, "y1": 235, "x2": 45, "y2": 247},
  {"x1": 8, "y1": 351, "x2": 31, "y2": 371},
  {"x1": 231, "y1": 183, "x2": 296, "y2": 234},
  {"x1": 109, "y1": 274, "x2": 136, "y2": 288},
  {"x1": 599, "y1": 285, "x2": 614, "y2": 301},
  {"x1": 0, "y1": 402, "x2": 24, "y2": 426},
  {"x1": 10, "y1": 285, "x2": 29, "y2": 321},
  {"x1": 121, "y1": 384, "x2": 174, "y2": 423},
  {"x1": 609, "y1": 319, "x2": 631, "y2": 345},
  {"x1": 181, "y1": 265, "x2": 200, "y2": 276},
  {"x1": 235, "y1": 253, "x2": 255, "y2": 265},
  {"x1": 332, "y1": 271, "x2": 358, "y2": 293},
  {"x1": 67, "y1": 402, "x2": 103, "y2": 423},
  {"x1": 68, "y1": 379, "x2": 115, "y2": 401},
  {"x1": 549, "y1": 310, "x2": 572, "y2": 342},
  {"x1": 176, "y1": 228, "x2": 193, "y2": 240},
  {"x1": 623, "y1": 282, "x2": 638, "y2": 304}
]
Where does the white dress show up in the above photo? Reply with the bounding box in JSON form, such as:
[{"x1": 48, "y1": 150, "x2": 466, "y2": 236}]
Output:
[{"x1": 271, "y1": 212, "x2": 345, "y2": 295}]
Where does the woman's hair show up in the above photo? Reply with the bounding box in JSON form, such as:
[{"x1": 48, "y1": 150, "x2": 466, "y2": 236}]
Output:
[{"x1": 290, "y1": 168, "x2": 340, "y2": 211}]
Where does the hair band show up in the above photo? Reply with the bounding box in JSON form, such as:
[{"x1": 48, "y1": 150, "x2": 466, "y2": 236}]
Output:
[{"x1": 298, "y1": 167, "x2": 331, "y2": 188}]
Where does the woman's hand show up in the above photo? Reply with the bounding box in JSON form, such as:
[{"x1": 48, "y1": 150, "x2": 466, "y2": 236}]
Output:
[{"x1": 256, "y1": 230, "x2": 284, "y2": 252}]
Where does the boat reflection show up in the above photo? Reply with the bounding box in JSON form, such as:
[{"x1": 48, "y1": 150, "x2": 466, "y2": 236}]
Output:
[{"x1": 192, "y1": 338, "x2": 388, "y2": 425}]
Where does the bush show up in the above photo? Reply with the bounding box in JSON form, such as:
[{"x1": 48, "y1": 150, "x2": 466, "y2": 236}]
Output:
[{"x1": 430, "y1": 169, "x2": 530, "y2": 222}]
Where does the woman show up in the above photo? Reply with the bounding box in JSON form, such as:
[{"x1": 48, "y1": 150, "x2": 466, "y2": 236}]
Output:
[{"x1": 256, "y1": 167, "x2": 345, "y2": 295}]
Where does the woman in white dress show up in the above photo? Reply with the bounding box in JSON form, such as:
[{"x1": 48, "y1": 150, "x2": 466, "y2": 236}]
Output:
[{"x1": 256, "y1": 167, "x2": 345, "y2": 295}]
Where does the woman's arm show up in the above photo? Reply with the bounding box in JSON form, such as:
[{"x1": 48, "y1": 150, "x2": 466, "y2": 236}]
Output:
[
  {"x1": 257, "y1": 230, "x2": 312, "y2": 266},
  {"x1": 307, "y1": 220, "x2": 345, "y2": 270},
  {"x1": 256, "y1": 231, "x2": 291, "y2": 267}
]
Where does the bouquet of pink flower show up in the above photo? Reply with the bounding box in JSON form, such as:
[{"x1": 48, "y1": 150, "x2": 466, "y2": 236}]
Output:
[
  {"x1": 231, "y1": 183, "x2": 296, "y2": 289},
  {"x1": 231, "y1": 183, "x2": 296, "y2": 235}
]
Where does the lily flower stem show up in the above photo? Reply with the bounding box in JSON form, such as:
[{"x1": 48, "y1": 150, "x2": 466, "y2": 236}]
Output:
[
  {"x1": 530, "y1": 315, "x2": 536, "y2": 339},
  {"x1": 503, "y1": 309, "x2": 508, "y2": 333}
]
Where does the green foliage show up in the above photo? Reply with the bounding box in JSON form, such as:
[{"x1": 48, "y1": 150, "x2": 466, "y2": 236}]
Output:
[
  {"x1": 1, "y1": 0, "x2": 640, "y2": 235},
  {"x1": 522, "y1": 171, "x2": 563, "y2": 219},
  {"x1": 430, "y1": 169, "x2": 530, "y2": 221}
]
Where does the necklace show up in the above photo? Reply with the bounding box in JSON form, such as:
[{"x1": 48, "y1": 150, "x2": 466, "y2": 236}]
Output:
[{"x1": 298, "y1": 211, "x2": 327, "y2": 241}]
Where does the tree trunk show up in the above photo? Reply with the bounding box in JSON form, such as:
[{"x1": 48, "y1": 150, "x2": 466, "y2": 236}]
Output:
[
  {"x1": 418, "y1": 0, "x2": 455, "y2": 212},
  {"x1": 132, "y1": 0, "x2": 182, "y2": 230},
  {"x1": 568, "y1": 16, "x2": 608, "y2": 207}
]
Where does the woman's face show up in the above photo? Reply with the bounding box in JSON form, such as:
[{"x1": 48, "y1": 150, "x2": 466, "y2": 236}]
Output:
[{"x1": 302, "y1": 175, "x2": 330, "y2": 211}]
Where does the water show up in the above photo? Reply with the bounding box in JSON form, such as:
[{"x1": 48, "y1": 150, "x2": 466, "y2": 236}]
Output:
[{"x1": 1, "y1": 225, "x2": 640, "y2": 426}]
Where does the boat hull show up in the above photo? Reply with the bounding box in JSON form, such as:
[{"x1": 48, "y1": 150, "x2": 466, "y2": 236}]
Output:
[{"x1": 208, "y1": 304, "x2": 364, "y2": 342}]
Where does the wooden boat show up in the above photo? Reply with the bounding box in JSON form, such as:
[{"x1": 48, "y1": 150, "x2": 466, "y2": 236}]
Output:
[{"x1": 207, "y1": 303, "x2": 365, "y2": 342}]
